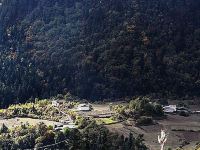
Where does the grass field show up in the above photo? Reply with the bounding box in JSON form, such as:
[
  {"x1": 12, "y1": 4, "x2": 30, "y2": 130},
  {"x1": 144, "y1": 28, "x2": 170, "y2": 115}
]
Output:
[
  {"x1": 95, "y1": 118, "x2": 117, "y2": 125},
  {"x1": 0, "y1": 117, "x2": 62, "y2": 128}
]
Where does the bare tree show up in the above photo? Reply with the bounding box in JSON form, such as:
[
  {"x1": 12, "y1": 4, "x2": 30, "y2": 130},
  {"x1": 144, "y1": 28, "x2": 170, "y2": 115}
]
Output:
[{"x1": 158, "y1": 129, "x2": 168, "y2": 150}]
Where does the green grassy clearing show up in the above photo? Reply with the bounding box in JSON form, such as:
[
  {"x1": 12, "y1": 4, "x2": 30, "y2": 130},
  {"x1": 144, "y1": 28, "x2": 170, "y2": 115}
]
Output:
[{"x1": 95, "y1": 118, "x2": 117, "y2": 125}]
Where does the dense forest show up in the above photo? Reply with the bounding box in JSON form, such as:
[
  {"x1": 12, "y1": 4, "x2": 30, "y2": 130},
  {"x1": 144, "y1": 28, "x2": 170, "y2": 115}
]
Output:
[{"x1": 0, "y1": 0, "x2": 200, "y2": 106}]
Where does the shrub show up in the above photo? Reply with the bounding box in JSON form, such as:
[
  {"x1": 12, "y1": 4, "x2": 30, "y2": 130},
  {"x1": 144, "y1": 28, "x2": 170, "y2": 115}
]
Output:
[
  {"x1": 129, "y1": 97, "x2": 150, "y2": 111},
  {"x1": 144, "y1": 103, "x2": 155, "y2": 116},
  {"x1": 179, "y1": 111, "x2": 189, "y2": 117},
  {"x1": 154, "y1": 104, "x2": 164, "y2": 117},
  {"x1": 112, "y1": 105, "x2": 126, "y2": 114},
  {"x1": 129, "y1": 97, "x2": 164, "y2": 117},
  {"x1": 37, "y1": 100, "x2": 50, "y2": 107},
  {"x1": 76, "y1": 116, "x2": 89, "y2": 129},
  {"x1": 136, "y1": 116, "x2": 153, "y2": 126}
]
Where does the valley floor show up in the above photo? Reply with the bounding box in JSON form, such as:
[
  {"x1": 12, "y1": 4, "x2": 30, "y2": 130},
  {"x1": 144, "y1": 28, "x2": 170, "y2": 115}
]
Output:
[
  {"x1": 105, "y1": 114, "x2": 200, "y2": 150},
  {"x1": 0, "y1": 101, "x2": 200, "y2": 150}
]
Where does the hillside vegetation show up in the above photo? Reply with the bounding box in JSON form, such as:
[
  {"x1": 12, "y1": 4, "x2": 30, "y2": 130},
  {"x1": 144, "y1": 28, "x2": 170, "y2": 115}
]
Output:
[
  {"x1": 0, "y1": 0, "x2": 200, "y2": 106},
  {"x1": 0, "y1": 121, "x2": 147, "y2": 150}
]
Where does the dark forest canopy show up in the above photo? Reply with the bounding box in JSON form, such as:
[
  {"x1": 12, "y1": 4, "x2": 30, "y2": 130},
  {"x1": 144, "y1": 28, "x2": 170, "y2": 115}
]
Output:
[{"x1": 0, "y1": 0, "x2": 200, "y2": 106}]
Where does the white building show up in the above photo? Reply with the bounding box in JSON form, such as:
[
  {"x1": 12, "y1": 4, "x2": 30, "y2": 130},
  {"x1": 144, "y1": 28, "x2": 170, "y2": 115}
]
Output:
[
  {"x1": 59, "y1": 119, "x2": 71, "y2": 124},
  {"x1": 77, "y1": 103, "x2": 92, "y2": 111},
  {"x1": 63, "y1": 123, "x2": 77, "y2": 129},
  {"x1": 54, "y1": 123, "x2": 77, "y2": 131},
  {"x1": 163, "y1": 105, "x2": 176, "y2": 113},
  {"x1": 52, "y1": 100, "x2": 60, "y2": 107}
]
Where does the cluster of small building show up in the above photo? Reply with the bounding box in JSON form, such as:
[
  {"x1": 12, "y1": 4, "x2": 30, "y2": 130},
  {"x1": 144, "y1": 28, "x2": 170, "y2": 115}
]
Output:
[
  {"x1": 77, "y1": 103, "x2": 92, "y2": 111},
  {"x1": 51, "y1": 100, "x2": 115, "y2": 131},
  {"x1": 163, "y1": 105, "x2": 177, "y2": 113},
  {"x1": 162, "y1": 105, "x2": 200, "y2": 114},
  {"x1": 163, "y1": 105, "x2": 191, "y2": 113},
  {"x1": 52, "y1": 100, "x2": 92, "y2": 111},
  {"x1": 51, "y1": 100, "x2": 94, "y2": 131}
]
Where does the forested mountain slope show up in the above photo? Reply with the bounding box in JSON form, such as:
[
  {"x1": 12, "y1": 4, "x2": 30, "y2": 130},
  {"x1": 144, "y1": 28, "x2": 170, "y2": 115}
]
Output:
[{"x1": 0, "y1": 0, "x2": 200, "y2": 106}]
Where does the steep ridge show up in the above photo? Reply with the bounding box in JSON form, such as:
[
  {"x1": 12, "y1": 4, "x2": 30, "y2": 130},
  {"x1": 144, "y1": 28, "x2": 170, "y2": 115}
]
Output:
[{"x1": 0, "y1": 0, "x2": 200, "y2": 106}]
